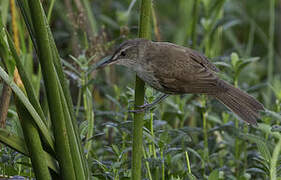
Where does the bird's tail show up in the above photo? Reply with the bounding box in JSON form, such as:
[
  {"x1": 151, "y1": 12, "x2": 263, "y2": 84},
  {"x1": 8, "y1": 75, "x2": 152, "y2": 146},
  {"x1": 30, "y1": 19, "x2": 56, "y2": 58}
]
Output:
[{"x1": 213, "y1": 81, "x2": 264, "y2": 125}]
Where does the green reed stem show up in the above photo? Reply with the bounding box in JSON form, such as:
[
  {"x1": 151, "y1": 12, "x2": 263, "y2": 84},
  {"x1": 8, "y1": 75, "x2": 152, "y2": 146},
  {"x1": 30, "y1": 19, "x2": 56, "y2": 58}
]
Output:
[
  {"x1": 270, "y1": 135, "x2": 281, "y2": 180},
  {"x1": 132, "y1": 0, "x2": 151, "y2": 179},
  {"x1": 27, "y1": 0, "x2": 76, "y2": 178},
  {"x1": 15, "y1": 97, "x2": 52, "y2": 180}
]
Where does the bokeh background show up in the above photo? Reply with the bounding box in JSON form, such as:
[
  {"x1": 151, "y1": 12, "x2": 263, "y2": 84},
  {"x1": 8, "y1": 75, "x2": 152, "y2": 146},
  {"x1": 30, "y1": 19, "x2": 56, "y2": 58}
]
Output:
[{"x1": 0, "y1": 0, "x2": 281, "y2": 179}]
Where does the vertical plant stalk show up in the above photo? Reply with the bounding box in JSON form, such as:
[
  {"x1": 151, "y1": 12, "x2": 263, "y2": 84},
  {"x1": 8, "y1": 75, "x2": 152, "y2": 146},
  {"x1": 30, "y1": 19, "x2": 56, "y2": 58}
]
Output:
[
  {"x1": 15, "y1": 96, "x2": 51, "y2": 180},
  {"x1": 46, "y1": 12, "x2": 89, "y2": 178},
  {"x1": 10, "y1": 0, "x2": 22, "y2": 92},
  {"x1": 47, "y1": 0, "x2": 56, "y2": 22},
  {"x1": 267, "y1": 0, "x2": 275, "y2": 106},
  {"x1": 191, "y1": 0, "x2": 199, "y2": 49},
  {"x1": 132, "y1": 0, "x2": 151, "y2": 179},
  {"x1": 0, "y1": 0, "x2": 20, "y2": 130},
  {"x1": 143, "y1": 147, "x2": 153, "y2": 180},
  {"x1": 161, "y1": 149, "x2": 165, "y2": 180},
  {"x1": 185, "y1": 151, "x2": 191, "y2": 174},
  {"x1": 0, "y1": 84, "x2": 12, "y2": 128},
  {"x1": 149, "y1": 111, "x2": 158, "y2": 178},
  {"x1": 82, "y1": 0, "x2": 98, "y2": 36},
  {"x1": 270, "y1": 135, "x2": 281, "y2": 180},
  {"x1": 201, "y1": 97, "x2": 209, "y2": 163},
  {"x1": 10, "y1": 0, "x2": 19, "y2": 50},
  {"x1": 82, "y1": 71, "x2": 95, "y2": 159},
  {"x1": 6, "y1": 31, "x2": 55, "y2": 151},
  {"x1": 7, "y1": 11, "x2": 52, "y2": 176},
  {"x1": 151, "y1": 3, "x2": 161, "y2": 41},
  {"x1": 27, "y1": 0, "x2": 76, "y2": 179}
]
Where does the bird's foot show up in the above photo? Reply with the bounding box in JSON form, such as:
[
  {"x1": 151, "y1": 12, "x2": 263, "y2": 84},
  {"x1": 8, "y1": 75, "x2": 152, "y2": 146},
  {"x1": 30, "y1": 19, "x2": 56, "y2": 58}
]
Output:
[
  {"x1": 128, "y1": 104, "x2": 151, "y2": 113},
  {"x1": 128, "y1": 94, "x2": 169, "y2": 113}
]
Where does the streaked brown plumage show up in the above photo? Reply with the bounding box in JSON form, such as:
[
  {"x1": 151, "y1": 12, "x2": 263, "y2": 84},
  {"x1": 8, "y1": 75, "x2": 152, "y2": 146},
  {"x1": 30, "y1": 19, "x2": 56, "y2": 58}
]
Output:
[{"x1": 98, "y1": 38, "x2": 264, "y2": 125}]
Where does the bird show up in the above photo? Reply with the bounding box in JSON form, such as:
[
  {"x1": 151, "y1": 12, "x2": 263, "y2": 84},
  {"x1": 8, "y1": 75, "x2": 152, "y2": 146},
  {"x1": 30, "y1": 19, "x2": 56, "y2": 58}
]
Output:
[{"x1": 96, "y1": 38, "x2": 264, "y2": 125}]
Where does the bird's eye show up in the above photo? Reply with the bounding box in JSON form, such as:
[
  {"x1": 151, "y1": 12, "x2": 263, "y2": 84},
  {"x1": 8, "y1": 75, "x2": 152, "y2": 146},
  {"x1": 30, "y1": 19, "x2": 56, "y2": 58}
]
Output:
[{"x1": 120, "y1": 51, "x2": 126, "y2": 56}]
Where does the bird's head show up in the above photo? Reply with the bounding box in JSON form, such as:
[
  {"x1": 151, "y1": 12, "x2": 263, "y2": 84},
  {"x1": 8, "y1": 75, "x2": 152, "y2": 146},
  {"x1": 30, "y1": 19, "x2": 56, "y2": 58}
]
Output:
[{"x1": 95, "y1": 38, "x2": 149, "y2": 69}]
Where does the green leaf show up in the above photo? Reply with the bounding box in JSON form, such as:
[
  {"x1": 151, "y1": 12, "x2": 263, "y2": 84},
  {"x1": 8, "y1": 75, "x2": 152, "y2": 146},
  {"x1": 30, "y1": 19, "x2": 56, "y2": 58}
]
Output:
[
  {"x1": 0, "y1": 29, "x2": 15, "y2": 75},
  {"x1": 213, "y1": 61, "x2": 232, "y2": 68},
  {"x1": 240, "y1": 133, "x2": 271, "y2": 162},
  {"x1": 0, "y1": 65, "x2": 54, "y2": 152},
  {"x1": 235, "y1": 57, "x2": 260, "y2": 77},
  {"x1": 187, "y1": 173, "x2": 197, "y2": 180},
  {"x1": 0, "y1": 128, "x2": 29, "y2": 155},
  {"x1": 5, "y1": 31, "x2": 55, "y2": 152},
  {"x1": 230, "y1": 52, "x2": 239, "y2": 69},
  {"x1": 208, "y1": 169, "x2": 220, "y2": 180},
  {"x1": 0, "y1": 128, "x2": 59, "y2": 173}
]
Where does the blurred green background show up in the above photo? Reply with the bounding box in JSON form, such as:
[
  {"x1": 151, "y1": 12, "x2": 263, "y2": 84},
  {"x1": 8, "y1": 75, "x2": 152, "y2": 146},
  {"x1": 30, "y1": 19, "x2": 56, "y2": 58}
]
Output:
[{"x1": 0, "y1": 0, "x2": 281, "y2": 179}]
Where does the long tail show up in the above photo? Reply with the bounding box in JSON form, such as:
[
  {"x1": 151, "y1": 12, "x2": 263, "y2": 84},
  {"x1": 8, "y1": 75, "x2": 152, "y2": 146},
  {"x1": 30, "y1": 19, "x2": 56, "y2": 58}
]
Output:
[{"x1": 213, "y1": 81, "x2": 264, "y2": 125}]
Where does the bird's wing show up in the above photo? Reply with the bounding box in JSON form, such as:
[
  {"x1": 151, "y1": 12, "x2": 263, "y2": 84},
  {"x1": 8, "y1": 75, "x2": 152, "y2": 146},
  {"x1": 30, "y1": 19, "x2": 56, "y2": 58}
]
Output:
[
  {"x1": 150, "y1": 43, "x2": 223, "y2": 94},
  {"x1": 187, "y1": 49, "x2": 219, "y2": 72}
]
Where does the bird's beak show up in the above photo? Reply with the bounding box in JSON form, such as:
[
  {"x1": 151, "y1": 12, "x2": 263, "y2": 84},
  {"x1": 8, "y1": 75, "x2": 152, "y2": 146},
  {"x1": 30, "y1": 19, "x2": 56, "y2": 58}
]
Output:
[{"x1": 94, "y1": 55, "x2": 116, "y2": 70}]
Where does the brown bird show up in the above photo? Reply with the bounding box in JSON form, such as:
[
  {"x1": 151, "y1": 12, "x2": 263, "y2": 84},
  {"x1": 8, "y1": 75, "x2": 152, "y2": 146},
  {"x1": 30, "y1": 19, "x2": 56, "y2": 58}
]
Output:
[{"x1": 97, "y1": 38, "x2": 264, "y2": 125}]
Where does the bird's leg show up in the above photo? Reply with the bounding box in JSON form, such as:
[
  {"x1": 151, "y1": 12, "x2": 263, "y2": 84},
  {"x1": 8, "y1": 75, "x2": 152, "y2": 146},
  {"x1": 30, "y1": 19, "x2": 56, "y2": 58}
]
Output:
[
  {"x1": 139, "y1": 94, "x2": 169, "y2": 108},
  {"x1": 129, "y1": 94, "x2": 169, "y2": 113}
]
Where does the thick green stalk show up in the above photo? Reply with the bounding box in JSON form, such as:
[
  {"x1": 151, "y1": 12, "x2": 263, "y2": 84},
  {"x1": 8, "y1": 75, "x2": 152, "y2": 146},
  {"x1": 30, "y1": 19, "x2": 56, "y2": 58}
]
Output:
[
  {"x1": 131, "y1": 0, "x2": 151, "y2": 179},
  {"x1": 6, "y1": 32, "x2": 54, "y2": 151},
  {"x1": 49, "y1": 30, "x2": 89, "y2": 180},
  {"x1": 132, "y1": 76, "x2": 145, "y2": 180},
  {"x1": 15, "y1": 97, "x2": 51, "y2": 180},
  {"x1": 46, "y1": 6, "x2": 89, "y2": 177},
  {"x1": 36, "y1": 0, "x2": 88, "y2": 178},
  {"x1": 16, "y1": 2, "x2": 87, "y2": 175},
  {"x1": 27, "y1": 0, "x2": 76, "y2": 179}
]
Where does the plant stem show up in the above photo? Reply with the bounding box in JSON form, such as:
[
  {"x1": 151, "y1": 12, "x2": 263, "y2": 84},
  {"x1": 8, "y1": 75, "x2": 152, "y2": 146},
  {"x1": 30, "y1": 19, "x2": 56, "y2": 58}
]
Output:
[
  {"x1": 185, "y1": 151, "x2": 191, "y2": 174},
  {"x1": 270, "y1": 135, "x2": 281, "y2": 180},
  {"x1": 47, "y1": 0, "x2": 56, "y2": 22},
  {"x1": 267, "y1": 0, "x2": 275, "y2": 106},
  {"x1": 82, "y1": 71, "x2": 95, "y2": 159},
  {"x1": 0, "y1": 83, "x2": 11, "y2": 128},
  {"x1": 161, "y1": 149, "x2": 165, "y2": 180},
  {"x1": 132, "y1": 76, "x2": 146, "y2": 180},
  {"x1": 10, "y1": 0, "x2": 19, "y2": 52},
  {"x1": 27, "y1": 0, "x2": 76, "y2": 179},
  {"x1": 151, "y1": 3, "x2": 161, "y2": 41},
  {"x1": 143, "y1": 147, "x2": 153, "y2": 180},
  {"x1": 191, "y1": 0, "x2": 199, "y2": 49},
  {"x1": 202, "y1": 97, "x2": 208, "y2": 163},
  {"x1": 15, "y1": 97, "x2": 52, "y2": 180},
  {"x1": 82, "y1": 0, "x2": 97, "y2": 36},
  {"x1": 131, "y1": 0, "x2": 151, "y2": 179}
]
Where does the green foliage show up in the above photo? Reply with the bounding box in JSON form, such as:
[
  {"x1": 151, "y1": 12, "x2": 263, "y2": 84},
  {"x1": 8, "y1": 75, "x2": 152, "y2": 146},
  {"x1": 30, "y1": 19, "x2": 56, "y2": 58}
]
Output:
[{"x1": 0, "y1": 0, "x2": 280, "y2": 179}]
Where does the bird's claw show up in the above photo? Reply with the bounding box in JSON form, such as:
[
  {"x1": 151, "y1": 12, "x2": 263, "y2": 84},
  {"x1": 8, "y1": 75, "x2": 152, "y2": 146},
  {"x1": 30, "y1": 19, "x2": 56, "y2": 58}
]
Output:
[
  {"x1": 128, "y1": 108, "x2": 147, "y2": 113},
  {"x1": 128, "y1": 104, "x2": 151, "y2": 113},
  {"x1": 138, "y1": 103, "x2": 152, "y2": 109}
]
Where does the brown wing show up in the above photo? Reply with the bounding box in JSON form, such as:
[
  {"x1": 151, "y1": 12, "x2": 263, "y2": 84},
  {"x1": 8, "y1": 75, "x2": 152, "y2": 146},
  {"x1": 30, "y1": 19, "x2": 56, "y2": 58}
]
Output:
[{"x1": 149, "y1": 42, "x2": 223, "y2": 94}]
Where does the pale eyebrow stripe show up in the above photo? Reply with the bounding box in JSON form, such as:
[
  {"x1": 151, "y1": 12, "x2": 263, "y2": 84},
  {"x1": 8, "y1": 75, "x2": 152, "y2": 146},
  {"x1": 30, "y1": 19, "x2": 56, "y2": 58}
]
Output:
[{"x1": 112, "y1": 45, "x2": 134, "y2": 60}]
